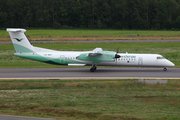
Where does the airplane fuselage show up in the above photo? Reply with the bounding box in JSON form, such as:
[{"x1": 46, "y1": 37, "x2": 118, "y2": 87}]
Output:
[{"x1": 14, "y1": 47, "x2": 174, "y2": 68}]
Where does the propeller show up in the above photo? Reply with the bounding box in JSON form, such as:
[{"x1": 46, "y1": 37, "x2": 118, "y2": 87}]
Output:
[
  {"x1": 115, "y1": 47, "x2": 121, "y2": 63},
  {"x1": 115, "y1": 47, "x2": 120, "y2": 59}
]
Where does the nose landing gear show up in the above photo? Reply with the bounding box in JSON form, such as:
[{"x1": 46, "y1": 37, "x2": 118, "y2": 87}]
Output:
[{"x1": 163, "y1": 67, "x2": 167, "y2": 71}]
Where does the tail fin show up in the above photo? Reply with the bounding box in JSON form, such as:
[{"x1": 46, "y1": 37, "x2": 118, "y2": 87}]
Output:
[{"x1": 7, "y1": 28, "x2": 35, "y2": 53}]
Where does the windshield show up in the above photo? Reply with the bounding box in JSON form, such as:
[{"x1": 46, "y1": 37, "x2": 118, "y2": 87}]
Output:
[{"x1": 157, "y1": 56, "x2": 165, "y2": 59}]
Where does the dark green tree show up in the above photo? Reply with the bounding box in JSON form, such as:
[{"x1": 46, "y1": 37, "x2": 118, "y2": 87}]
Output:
[{"x1": 1, "y1": 0, "x2": 180, "y2": 30}]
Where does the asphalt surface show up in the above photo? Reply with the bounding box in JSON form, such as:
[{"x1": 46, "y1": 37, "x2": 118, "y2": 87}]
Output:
[
  {"x1": 0, "y1": 68, "x2": 179, "y2": 79},
  {"x1": 0, "y1": 115, "x2": 57, "y2": 120}
]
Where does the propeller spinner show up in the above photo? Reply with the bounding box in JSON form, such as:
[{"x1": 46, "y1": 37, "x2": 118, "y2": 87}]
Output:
[{"x1": 115, "y1": 54, "x2": 120, "y2": 58}]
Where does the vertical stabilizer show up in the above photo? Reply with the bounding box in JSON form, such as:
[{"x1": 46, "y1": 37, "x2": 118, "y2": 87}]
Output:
[{"x1": 7, "y1": 28, "x2": 35, "y2": 53}]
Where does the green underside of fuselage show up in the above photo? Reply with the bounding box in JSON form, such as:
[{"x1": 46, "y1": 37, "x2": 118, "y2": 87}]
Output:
[
  {"x1": 15, "y1": 53, "x2": 60, "y2": 64},
  {"x1": 14, "y1": 52, "x2": 84, "y2": 65},
  {"x1": 15, "y1": 53, "x2": 82, "y2": 65}
]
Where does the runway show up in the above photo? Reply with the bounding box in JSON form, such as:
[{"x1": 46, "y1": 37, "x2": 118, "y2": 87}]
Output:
[
  {"x1": 0, "y1": 115, "x2": 56, "y2": 120},
  {"x1": 0, "y1": 68, "x2": 179, "y2": 80}
]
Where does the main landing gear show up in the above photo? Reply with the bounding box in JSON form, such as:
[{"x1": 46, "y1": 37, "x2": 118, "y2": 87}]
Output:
[
  {"x1": 90, "y1": 65, "x2": 97, "y2": 72},
  {"x1": 163, "y1": 67, "x2": 167, "y2": 71}
]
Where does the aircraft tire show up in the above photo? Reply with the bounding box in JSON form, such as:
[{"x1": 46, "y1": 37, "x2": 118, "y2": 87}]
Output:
[
  {"x1": 163, "y1": 68, "x2": 167, "y2": 71},
  {"x1": 90, "y1": 68, "x2": 95, "y2": 72},
  {"x1": 90, "y1": 66, "x2": 97, "y2": 72}
]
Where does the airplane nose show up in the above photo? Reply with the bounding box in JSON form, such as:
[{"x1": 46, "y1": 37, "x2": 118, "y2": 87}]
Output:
[
  {"x1": 168, "y1": 61, "x2": 175, "y2": 67},
  {"x1": 171, "y1": 62, "x2": 175, "y2": 67}
]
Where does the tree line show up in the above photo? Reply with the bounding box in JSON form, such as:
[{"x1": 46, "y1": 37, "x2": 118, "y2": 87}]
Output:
[{"x1": 0, "y1": 0, "x2": 180, "y2": 30}]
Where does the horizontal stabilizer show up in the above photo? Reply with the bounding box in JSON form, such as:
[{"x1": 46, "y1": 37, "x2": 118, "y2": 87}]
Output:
[{"x1": 7, "y1": 28, "x2": 26, "y2": 32}]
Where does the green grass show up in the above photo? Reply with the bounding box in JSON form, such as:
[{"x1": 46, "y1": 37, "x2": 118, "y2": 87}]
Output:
[
  {"x1": 1, "y1": 29, "x2": 180, "y2": 38},
  {"x1": 0, "y1": 80, "x2": 180, "y2": 120},
  {"x1": 0, "y1": 42, "x2": 180, "y2": 68}
]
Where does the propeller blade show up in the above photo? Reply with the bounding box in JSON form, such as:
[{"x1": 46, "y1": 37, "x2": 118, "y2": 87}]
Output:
[
  {"x1": 116, "y1": 47, "x2": 119, "y2": 53},
  {"x1": 115, "y1": 46, "x2": 120, "y2": 63}
]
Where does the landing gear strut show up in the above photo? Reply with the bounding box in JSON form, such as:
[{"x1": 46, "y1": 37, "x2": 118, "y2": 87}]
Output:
[
  {"x1": 163, "y1": 67, "x2": 167, "y2": 71},
  {"x1": 90, "y1": 65, "x2": 97, "y2": 72}
]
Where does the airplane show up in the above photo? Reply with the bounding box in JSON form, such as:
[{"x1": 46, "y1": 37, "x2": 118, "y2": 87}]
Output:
[{"x1": 7, "y1": 28, "x2": 175, "y2": 72}]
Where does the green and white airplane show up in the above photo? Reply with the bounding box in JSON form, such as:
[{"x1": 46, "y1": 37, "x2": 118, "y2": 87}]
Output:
[{"x1": 7, "y1": 28, "x2": 175, "y2": 72}]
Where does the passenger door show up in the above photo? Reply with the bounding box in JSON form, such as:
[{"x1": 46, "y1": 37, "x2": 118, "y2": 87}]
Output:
[{"x1": 60, "y1": 55, "x2": 65, "y2": 64}]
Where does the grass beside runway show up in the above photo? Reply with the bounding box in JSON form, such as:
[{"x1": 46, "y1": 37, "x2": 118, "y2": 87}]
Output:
[
  {"x1": 0, "y1": 80, "x2": 180, "y2": 120},
  {"x1": 0, "y1": 42, "x2": 180, "y2": 68},
  {"x1": 1, "y1": 29, "x2": 180, "y2": 38},
  {"x1": 0, "y1": 77, "x2": 180, "y2": 80}
]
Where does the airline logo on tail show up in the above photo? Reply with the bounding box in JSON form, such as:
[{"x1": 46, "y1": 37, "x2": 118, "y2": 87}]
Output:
[{"x1": 14, "y1": 38, "x2": 23, "y2": 42}]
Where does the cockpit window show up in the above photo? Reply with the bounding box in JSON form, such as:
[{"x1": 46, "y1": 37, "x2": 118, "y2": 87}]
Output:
[{"x1": 157, "y1": 56, "x2": 165, "y2": 59}]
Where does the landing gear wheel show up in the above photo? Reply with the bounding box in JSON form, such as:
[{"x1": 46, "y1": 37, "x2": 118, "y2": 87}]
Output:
[
  {"x1": 90, "y1": 65, "x2": 97, "y2": 72},
  {"x1": 90, "y1": 68, "x2": 95, "y2": 72},
  {"x1": 94, "y1": 67, "x2": 97, "y2": 70},
  {"x1": 163, "y1": 68, "x2": 167, "y2": 71}
]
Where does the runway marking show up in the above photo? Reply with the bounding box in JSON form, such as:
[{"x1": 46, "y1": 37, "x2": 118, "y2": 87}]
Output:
[{"x1": 0, "y1": 77, "x2": 180, "y2": 80}]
